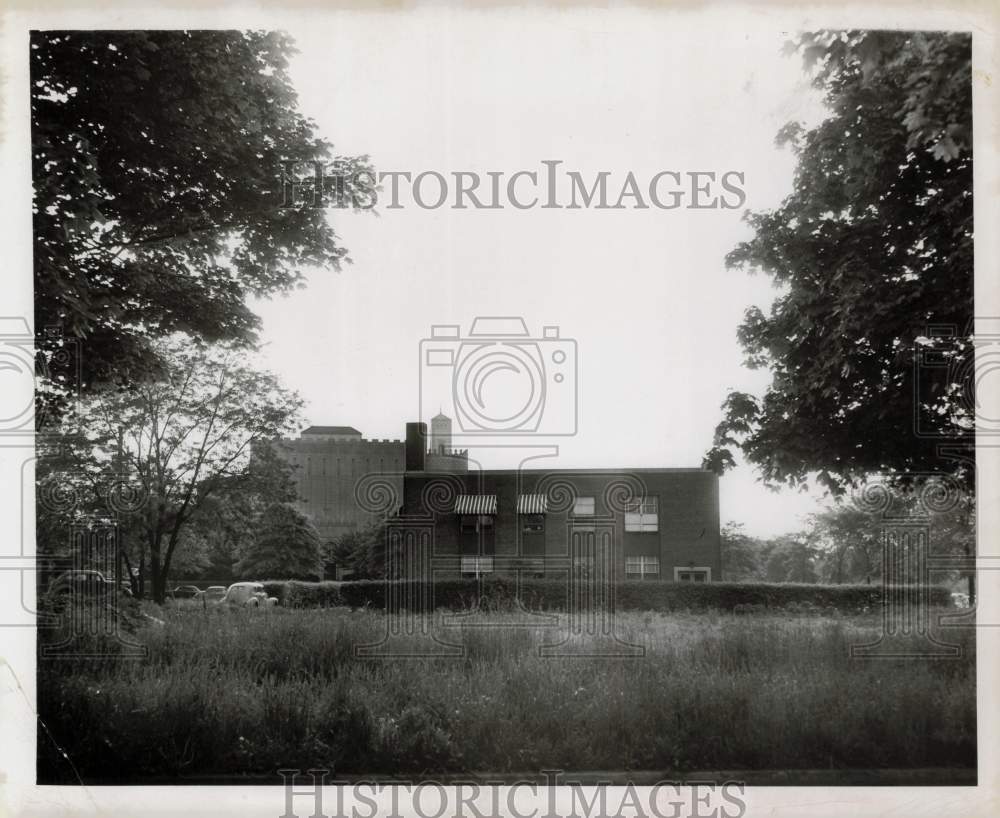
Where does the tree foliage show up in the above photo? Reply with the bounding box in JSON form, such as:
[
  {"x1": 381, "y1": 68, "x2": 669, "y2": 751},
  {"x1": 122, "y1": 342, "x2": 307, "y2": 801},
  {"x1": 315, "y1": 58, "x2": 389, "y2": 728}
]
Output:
[
  {"x1": 326, "y1": 522, "x2": 399, "y2": 580},
  {"x1": 721, "y1": 480, "x2": 974, "y2": 594},
  {"x1": 45, "y1": 338, "x2": 302, "y2": 602},
  {"x1": 704, "y1": 31, "x2": 973, "y2": 494},
  {"x1": 31, "y1": 30, "x2": 370, "y2": 406},
  {"x1": 721, "y1": 523, "x2": 821, "y2": 583},
  {"x1": 235, "y1": 503, "x2": 322, "y2": 581},
  {"x1": 182, "y1": 465, "x2": 297, "y2": 582}
]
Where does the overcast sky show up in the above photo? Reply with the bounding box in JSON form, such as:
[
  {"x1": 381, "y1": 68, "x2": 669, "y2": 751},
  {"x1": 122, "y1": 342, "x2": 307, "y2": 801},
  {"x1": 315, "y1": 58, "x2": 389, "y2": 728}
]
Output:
[{"x1": 250, "y1": 9, "x2": 830, "y2": 537}]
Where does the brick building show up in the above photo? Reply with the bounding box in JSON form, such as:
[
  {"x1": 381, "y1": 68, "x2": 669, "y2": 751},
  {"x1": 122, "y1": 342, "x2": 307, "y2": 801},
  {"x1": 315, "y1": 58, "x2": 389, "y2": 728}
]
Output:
[
  {"x1": 274, "y1": 419, "x2": 720, "y2": 581},
  {"x1": 398, "y1": 423, "x2": 721, "y2": 582},
  {"x1": 273, "y1": 419, "x2": 468, "y2": 543}
]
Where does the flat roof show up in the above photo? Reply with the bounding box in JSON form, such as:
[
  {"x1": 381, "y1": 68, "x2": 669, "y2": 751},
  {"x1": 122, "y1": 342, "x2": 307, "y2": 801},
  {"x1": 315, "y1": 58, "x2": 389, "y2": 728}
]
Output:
[{"x1": 301, "y1": 425, "x2": 362, "y2": 436}]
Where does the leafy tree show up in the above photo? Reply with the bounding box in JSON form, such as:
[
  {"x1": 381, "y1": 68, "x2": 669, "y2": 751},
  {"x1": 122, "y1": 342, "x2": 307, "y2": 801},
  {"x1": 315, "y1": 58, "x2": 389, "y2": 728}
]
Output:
[
  {"x1": 176, "y1": 448, "x2": 298, "y2": 583},
  {"x1": 810, "y1": 484, "x2": 975, "y2": 597},
  {"x1": 168, "y1": 530, "x2": 214, "y2": 579},
  {"x1": 808, "y1": 503, "x2": 885, "y2": 584},
  {"x1": 31, "y1": 30, "x2": 371, "y2": 409},
  {"x1": 326, "y1": 522, "x2": 398, "y2": 579},
  {"x1": 704, "y1": 31, "x2": 973, "y2": 494},
  {"x1": 49, "y1": 338, "x2": 303, "y2": 602},
  {"x1": 720, "y1": 522, "x2": 766, "y2": 582},
  {"x1": 763, "y1": 534, "x2": 821, "y2": 584},
  {"x1": 235, "y1": 503, "x2": 322, "y2": 580}
]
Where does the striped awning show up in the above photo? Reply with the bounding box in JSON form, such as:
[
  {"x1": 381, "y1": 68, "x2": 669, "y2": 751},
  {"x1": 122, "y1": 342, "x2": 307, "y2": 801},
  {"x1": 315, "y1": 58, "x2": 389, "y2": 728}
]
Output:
[
  {"x1": 517, "y1": 494, "x2": 548, "y2": 514},
  {"x1": 454, "y1": 494, "x2": 497, "y2": 515}
]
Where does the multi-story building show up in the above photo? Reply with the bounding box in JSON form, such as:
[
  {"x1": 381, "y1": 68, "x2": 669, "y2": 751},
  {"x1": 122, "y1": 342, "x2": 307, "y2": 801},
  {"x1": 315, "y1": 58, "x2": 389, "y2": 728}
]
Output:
[
  {"x1": 274, "y1": 419, "x2": 720, "y2": 581},
  {"x1": 398, "y1": 423, "x2": 721, "y2": 582},
  {"x1": 273, "y1": 419, "x2": 468, "y2": 544},
  {"x1": 272, "y1": 425, "x2": 404, "y2": 543}
]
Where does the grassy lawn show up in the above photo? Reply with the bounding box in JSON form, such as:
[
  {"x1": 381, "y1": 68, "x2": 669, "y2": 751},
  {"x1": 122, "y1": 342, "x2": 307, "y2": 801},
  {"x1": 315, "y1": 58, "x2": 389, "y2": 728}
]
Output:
[{"x1": 37, "y1": 604, "x2": 975, "y2": 782}]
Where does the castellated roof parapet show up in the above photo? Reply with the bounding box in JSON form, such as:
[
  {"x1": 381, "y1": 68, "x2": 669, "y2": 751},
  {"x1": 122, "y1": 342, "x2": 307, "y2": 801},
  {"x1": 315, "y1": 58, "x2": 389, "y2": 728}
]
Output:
[{"x1": 276, "y1": 436, "x2": 405, "y2": 451}]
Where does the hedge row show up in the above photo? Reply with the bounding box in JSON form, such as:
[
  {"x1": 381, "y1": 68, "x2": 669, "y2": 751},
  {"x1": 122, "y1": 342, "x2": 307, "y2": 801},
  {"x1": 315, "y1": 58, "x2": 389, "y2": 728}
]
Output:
[{"x1": 261, "y1": 578, "x2": 954, "y2": 613}]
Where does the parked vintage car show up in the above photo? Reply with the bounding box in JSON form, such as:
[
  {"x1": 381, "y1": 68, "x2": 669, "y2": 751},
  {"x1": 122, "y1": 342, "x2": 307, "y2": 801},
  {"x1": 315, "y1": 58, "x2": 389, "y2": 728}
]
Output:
[
  {"x1": 169, "y1": 585, "x2": 201, "y2": 600},
  {"x1": 222, "y1": 582, "x2": 278, "y2": 608},
  {"x1": 47, "y1": 570, "x2": 132, "y2": 599},
  {"x1": 196, "y1": 585, "x2": 228, "y2": 604}
]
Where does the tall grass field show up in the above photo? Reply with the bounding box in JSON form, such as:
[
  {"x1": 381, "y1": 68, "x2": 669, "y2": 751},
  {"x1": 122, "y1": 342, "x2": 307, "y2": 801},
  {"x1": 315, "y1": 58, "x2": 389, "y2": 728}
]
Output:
[{"x1": 37, "y1": 604, "x2": 975, "y2": 782}]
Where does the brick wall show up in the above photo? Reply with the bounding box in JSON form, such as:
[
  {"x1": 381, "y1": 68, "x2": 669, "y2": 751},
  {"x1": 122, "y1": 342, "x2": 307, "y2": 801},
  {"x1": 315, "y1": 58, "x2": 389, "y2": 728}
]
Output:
[
  {"x1": 274, "y1": 438, "x2": 405, "y2": 542},
  {"x1": 401, "y1": 469, "x2": 720, "y2": 580}
]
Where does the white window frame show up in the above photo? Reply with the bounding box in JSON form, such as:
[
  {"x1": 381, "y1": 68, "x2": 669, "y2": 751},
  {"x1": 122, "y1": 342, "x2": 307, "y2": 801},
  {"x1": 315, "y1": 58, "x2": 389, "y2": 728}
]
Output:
[
  {"x1": 625, "y1": 555, "x2": 660, "y2": 578},
  {"x1": 624, "y1": 497, "x2": 658, "y2": 532},
  {"x1": 673, "y1": 566, "x2": 712, "y2": 582},
  {"x1": 461, "y1": 556, "x2": 494, "y2": 577}
]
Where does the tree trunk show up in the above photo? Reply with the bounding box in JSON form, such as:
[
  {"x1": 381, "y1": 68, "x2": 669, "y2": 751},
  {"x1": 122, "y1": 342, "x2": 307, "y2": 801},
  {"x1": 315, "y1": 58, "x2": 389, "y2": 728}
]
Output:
[
  {"x1": 150, "y1": 537, "x2": 165, "y2": 604},
  {"x1": 964, "y1": 535, "x2": 976, "y2": 607},
  {"x1": 120, "y1": 547, "x2": 140, "y2": 598},
  {"x1": 138, "y1": 549, "x2": 145, "y2": 599},
  {"x1": 151, "y1": 571, "x2": 167, "y2": 604}
]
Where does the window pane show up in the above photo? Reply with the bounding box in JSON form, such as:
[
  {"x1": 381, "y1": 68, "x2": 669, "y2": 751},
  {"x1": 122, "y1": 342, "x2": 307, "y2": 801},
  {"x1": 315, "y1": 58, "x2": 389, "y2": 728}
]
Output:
[
  {"x1": 522, "y1": 514, "x2": 544, "y2": 533},
  {"x1": 461, "y1": 556, "x2": 494, "y2": 574},
  {"x1": 573, "y1": 497, "x2": 596, "y2": 516}
]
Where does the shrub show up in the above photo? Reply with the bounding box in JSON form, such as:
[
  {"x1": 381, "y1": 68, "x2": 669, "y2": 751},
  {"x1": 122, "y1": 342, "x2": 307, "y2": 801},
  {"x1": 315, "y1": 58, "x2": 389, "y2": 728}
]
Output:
[
  {"x1": 264, "y1": 578, "x2": 952, "y2": 614},
  {"x1": 262, "y1": 580, "x2": 344, "y2": 608}
]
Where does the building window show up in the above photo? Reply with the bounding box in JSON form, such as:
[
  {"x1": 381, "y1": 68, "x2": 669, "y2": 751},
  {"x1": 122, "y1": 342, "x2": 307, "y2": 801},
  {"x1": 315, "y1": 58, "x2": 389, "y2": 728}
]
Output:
[
  {"x1": 461, "y1": 556, "x2": 494, "y2": 576},
  {"x1": 572, "y1": 496, "x2": 595, "y2": 516},
  {"x1": 675, "y1": 567, "x2": 711, "y2": 582},
  {"x1": 624, "y1": 497, "x2": 658, "y2": 532},
  {"x1": 625, "y1": 555, "x2": 660, "y2": 578},
  {"x1": 522, "y1": 514, "x2": 544, "y2": 534},
  {"x1": 461, "y1": 515, "x2": 494, "y2": 534}
]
